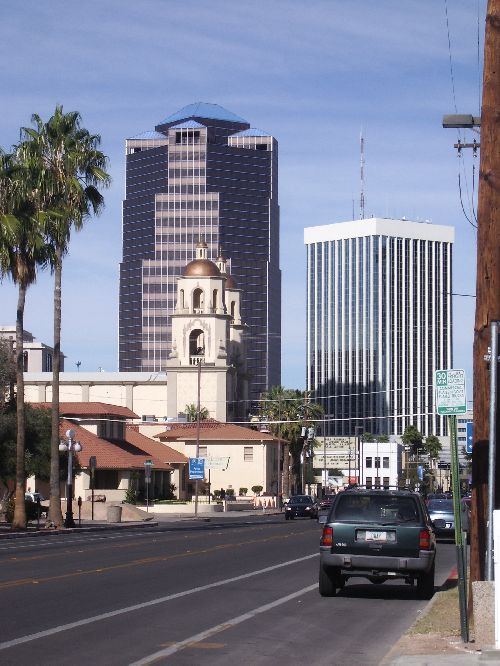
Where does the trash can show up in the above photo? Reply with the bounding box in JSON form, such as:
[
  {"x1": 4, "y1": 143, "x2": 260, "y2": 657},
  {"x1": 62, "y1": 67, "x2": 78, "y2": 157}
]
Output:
[{"x1": 107, "y1": 505, "x2": 122, "y2": 523}]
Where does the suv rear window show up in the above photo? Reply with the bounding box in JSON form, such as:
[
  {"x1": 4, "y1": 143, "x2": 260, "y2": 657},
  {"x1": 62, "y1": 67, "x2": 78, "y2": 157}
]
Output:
[{"x1": 333, "y1": 494, "x2": 420, "y2": 524}]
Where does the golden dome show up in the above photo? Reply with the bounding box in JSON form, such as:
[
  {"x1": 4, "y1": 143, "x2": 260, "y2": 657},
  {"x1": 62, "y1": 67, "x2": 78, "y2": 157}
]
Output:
[
  {"x1": 225, "y1": 274, "x2": 237, "y2": 289},
  {"x1": 182, "y1": 259, "x2": 221, "y2": 277}
]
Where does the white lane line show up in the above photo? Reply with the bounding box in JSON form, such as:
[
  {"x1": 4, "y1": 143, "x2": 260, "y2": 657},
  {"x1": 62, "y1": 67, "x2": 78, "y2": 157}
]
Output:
[
  {"x1": 0, "y1": 522, "x2": 270, "y2": 552},
  {"x1": 129, "y1": 583, "x2": 318, "y2": 665},
  {"x1": 0, "y1": 553, "x2": 318, "y2": 651}
]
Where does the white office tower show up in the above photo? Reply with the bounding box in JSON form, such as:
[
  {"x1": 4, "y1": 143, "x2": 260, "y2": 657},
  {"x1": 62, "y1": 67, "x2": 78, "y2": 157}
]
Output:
[{"x1": 304, "y1": 218, "x2": 454, "y2": 438}]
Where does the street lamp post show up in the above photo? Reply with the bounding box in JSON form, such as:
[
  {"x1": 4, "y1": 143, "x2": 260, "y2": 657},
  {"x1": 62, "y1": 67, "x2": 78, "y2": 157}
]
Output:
[{"x1": 59, "y1": 429, "x2": 82, "y2": 528}]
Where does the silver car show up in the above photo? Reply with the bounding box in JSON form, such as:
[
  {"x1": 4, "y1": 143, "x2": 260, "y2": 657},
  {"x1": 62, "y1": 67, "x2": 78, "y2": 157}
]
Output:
[{"x1": 427, "y1": 499, "x2": 455, "y2": 537}]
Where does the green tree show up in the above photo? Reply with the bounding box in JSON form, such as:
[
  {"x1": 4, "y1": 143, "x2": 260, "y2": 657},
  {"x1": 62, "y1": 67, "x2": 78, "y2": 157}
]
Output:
[
  {"x1": 259, "y1": 387, "x2": 323, "y2": 496},
  {"x1": 19, "y1": 106, "x2": 110, "y2": 527},
  {"x1": 401, "y1": 425, "x2": 424, "y2": 455},
  {"x1": 0, "y1": 338, "x2": 15, "y2": 412},
  {"x1": 184, "y1": 403, "x2": 209, "y2": 422},
  {"x1": 424, "y1": 434, "x2": 442, "y2": 460},
  {"x1": 0, "y1": 149, "x2": 49, "y2": 529}
]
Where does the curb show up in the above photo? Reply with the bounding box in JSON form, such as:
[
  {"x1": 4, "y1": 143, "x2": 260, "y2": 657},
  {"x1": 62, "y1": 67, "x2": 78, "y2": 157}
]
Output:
[
  {"x1": 0, "y1": 511, "x2": 284, "y2": 539},
  {"x1": 379, "y1": 566, "x2": 460, "y2": 665},
  {"x1": 0, "y1": 521, "x2": 159, "y2": 540}
]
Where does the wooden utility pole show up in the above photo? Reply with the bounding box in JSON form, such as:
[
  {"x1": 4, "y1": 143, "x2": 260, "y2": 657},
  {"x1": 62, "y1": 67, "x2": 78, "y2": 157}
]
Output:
[{"x1": 470, "y1": 0, "x2": 500, "y2": 584}]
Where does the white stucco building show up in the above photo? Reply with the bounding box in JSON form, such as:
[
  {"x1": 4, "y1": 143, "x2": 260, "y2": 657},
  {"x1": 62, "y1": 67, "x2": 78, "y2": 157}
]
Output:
[
  {"x1": 304, "y1": 217, "x2": 454, "y2": 438},
  {"x1": 166, "y1": 241, "x2": 248, "y2": 422}
]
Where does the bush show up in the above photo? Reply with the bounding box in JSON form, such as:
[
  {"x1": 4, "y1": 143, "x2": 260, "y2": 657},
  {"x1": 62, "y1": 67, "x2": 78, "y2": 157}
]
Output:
[
  {"x1": 4, "y1": 497, "x2": 43, "y2": 523},
  {"x1": 239, "y1": 487, "x2": 248, "y2": 496},
  {"x1": 226, "y1": 488, "x2": 235, "y2": 497},
  {"x1": 213, "y1": 490, "x2": 221, "y2": 499},
  {"x1": 124, "y1": 486, "x2": 138, "y2": 505},
  {"x1": 251, "y1": 485, "x2": 263, "y2": 495}
]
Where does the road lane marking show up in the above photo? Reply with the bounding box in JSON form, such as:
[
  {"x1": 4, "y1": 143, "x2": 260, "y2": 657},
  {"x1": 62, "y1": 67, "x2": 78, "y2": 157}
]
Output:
[
  {"x1": 159, "y1": 642, "x2": 225, "y2": 650},
  {"x1": 0, "y1": 531, "x2": 310, "y2": 590},
  {"x1": 129, "y1": 583, "x2": 318, "y2": 665},
  {"x1": 0, "y1": 521, "x2": 281, "y2": 555},
  {"x1": 0, "y1": 553, "x2": 318, "y2": 652}
]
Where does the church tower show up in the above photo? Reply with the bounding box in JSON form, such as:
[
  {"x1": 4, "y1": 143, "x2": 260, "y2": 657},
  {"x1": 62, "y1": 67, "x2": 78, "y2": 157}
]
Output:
[{"x1": 166, "y1": 242, "x2": 248, "y2": 421}]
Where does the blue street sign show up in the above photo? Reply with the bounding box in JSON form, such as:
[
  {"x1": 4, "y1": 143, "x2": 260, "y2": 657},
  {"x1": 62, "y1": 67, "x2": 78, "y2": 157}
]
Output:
[
  {"x1": 189, "y1": 457, "x2": 205, "y2": 480},
  {"x1": 466, "y1": 422, "x2": 473, "y2": 455}
]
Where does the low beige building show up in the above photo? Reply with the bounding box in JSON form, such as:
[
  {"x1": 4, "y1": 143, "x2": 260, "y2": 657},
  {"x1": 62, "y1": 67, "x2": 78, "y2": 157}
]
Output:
[
  {"x1": 33, "y1": 402, "x2": 188, "y2": 502},
  {"x1": 24, "y1": 372, "x2": 168, "y2": 421},
  {"x1": 155, "y1": 420, "x2": 281, "y2": 497}
]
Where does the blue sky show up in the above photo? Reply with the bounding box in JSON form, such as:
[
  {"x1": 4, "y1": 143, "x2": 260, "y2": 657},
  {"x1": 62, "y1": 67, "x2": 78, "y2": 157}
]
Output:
[{"x1": 0, "y1": 0, "x2": 482, "y2": 396}]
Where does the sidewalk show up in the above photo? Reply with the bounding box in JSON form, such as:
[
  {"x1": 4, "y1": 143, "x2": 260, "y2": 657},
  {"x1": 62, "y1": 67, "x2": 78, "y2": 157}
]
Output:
[
  {"x1": 0, "y1": 508, "x2": 283, "y2": 539},
  {"x1": 381, "y1": 567, "x2": 500, "y2": 665}
]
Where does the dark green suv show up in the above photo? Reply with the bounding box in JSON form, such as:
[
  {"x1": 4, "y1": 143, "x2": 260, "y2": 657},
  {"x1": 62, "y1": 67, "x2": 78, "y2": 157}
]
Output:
[{"x1": 319, "y1": 488, "x2": 436, "y2": 599}]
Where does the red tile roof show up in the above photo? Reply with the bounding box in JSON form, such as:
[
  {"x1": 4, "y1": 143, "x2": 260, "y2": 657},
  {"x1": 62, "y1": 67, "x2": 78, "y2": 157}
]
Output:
[
  {"x1": 59, "y1": 419, "x2": 174, "y2": 471},
  {"x1": 126, "y1": 426, "x2": 188, "y2": 464},
  {"x1": 156, "y1": 420, "x2": 279, "y2": 443},
  {"x1": 37, "y1": 402, "x2": 138, "y2": 419}
]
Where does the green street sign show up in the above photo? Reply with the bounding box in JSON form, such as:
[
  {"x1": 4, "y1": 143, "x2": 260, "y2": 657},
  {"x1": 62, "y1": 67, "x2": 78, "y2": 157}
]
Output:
[{"x1": 434, "y1": 369, "x2": 467, "y2": 415}]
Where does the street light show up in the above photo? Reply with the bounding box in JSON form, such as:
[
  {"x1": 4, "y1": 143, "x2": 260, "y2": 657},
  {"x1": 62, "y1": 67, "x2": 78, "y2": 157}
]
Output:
[{"x1": 59, "y1": 429, "x2": 82, "y2": 528}]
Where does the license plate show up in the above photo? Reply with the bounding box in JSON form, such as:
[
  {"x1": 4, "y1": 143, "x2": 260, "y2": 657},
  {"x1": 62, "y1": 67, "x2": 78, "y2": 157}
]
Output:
[
  {"x1": 356, "y1": 529, "x2": 396, "y2": 543},
  {"x1": 366, "y1": 530, "x2": 387, "y2": 542}
]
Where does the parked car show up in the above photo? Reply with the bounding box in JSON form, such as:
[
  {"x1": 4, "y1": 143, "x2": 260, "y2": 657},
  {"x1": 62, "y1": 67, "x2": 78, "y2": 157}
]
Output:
[
  {"x1": 425, "y1": 493, "x2": 448, "y2": 504},
  {"x1": 25, "y1": 492, "x2": 48, "y2": 518},
  {"x1": 319, "y1": 487, "x2": 437, "y2": 599},
  {"x1": 427, "y1": 499, "x2": 455, "y2": 538},
  {"x1": 285, "y1": 495, "x2": 318, "y2": 520},
  {"x1": 318, "y1": 495, "x2": 335, "y2": 511}
]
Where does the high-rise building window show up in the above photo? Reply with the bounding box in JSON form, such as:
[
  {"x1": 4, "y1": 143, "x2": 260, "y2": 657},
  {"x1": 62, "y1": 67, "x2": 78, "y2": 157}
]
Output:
[
  {"x1": 119, "y1": 103, "x2": 280, "y2": 400},
  {"x1": 305, "y1": 218, "x2": 453, "y2": 438}
]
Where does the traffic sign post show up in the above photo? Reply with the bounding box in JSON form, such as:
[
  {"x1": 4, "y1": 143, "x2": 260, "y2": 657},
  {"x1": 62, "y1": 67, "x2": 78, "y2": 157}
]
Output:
[
  {"x1": 89, "y1": 455, "x2": 97, "y2": 520},
  {"x1": 434, "y1": 369, "x2": 467, "y2": 415},
  {"x1": 434, "y1": 369, "x2": 468, "y2": 642},
  {"x1": 144, "y1": 460, "x2": 153, "y2": 512},
  {"x1": 189, "y1": 457, "x2": 205, "y2": 480},
  {"x1": 466, "y1": 421, "x2": 474, "y2": 455}
]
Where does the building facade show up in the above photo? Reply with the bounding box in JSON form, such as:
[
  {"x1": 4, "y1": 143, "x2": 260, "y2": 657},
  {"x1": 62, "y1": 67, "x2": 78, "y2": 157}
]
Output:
[
  {"x1": 166, "y1": 241, "x2": 248, "y2": 422},
  {"x1": 0, "y1": 326, "x2": 64, "y2": 372},
  {"x1": 304, "y1": 218, "x2": 454, "y2": 438},
  {"x1": 119, "y1": 102, "x2": 281, "y2": 402}
]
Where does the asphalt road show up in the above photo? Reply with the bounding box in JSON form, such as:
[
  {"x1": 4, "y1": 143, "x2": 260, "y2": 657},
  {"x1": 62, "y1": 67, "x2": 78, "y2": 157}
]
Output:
[{"x1": 0, "y1": 516, "x2": 456, "y2": 665}]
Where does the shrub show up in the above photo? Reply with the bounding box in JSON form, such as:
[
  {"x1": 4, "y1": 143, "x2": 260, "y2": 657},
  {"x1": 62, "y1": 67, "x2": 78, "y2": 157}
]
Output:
[
  {"x1": 239, "y1": 487, "x2": 248, "y2": 496},
  {"x1": 124, "y1": 487, "x2": 138, "y2": 505},
  {"x1": 225, "y1": 488, "x2": 235, "y2": 497},
  {"x1": 212, "y1": 490, "x2": 221, "y2": 499},
  {"x1": 251, "y1": 485, "x2": 263, "y2": 495}
]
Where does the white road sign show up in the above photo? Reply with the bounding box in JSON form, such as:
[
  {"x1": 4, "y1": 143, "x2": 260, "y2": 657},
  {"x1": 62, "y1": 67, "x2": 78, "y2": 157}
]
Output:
[
  {"x1": 202, "y1": 456, "x2": 230, "y2": 470},
  {"x1": 434, "y1": 369, "x2": 467, "y2": 415}
]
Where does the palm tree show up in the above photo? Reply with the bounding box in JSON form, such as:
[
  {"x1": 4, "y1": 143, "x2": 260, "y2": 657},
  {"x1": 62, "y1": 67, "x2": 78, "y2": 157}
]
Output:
[
  {"x1": 19, "y1": 106, "x2": 110, "y2": 527},
  {"x1": 185, "y1": 404, "x2": 209, "y2": 422},
  {"x1": 0, "y1": 150, "x2": 49, "y2": 529},
  {"x1": 259, "y1": 387, "x2": 323, "y2": 496}
]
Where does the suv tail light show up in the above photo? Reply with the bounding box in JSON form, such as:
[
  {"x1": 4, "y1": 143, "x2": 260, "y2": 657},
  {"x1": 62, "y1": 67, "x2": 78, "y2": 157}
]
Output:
[
  {"x1": 320, "y1": 526, "x2": 333, "y2": 547},
  {"x1": 419, "y1": 529, "x2": 431, "y2": 550}
]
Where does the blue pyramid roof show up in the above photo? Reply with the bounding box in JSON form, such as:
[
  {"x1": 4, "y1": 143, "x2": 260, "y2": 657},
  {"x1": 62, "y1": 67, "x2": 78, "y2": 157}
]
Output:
[
  {"x1": 129, "y1": 130, "x2": 166, "y2": 140},
  {"x1": 159, "y1": 102, "x2": 248, "y2": 125},
  {"x1": 169, "y1": 120, "x2": 206, "y2": 129},
  {"x1": 230, "y1": 128, "x2": 271, "y2": 138}
]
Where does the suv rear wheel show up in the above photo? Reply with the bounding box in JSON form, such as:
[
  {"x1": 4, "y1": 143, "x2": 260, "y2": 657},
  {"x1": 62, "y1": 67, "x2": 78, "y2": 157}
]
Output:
[
  {"x1": 319, "y1": 565, "x2": 341, "y2": 597},
  {"x1": 416, "y1": 563, "x2": 435, "y2": 599}
]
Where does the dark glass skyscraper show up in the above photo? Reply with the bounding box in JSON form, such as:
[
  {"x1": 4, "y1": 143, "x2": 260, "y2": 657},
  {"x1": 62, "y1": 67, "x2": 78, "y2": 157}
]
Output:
[{"x1": 119, "y1": 103, "x2": 281, "y2": 402}]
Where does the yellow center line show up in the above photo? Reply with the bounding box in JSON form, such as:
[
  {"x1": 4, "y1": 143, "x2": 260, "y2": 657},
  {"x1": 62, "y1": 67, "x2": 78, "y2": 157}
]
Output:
[{"x1": 0, "y1": 530, "x2": 310, "y2": 591}]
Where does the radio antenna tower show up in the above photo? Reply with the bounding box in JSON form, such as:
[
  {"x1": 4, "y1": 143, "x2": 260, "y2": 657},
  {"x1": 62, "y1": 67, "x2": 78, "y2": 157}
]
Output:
[{"x1": 360, "y1": 130, "x2": 365, "y2": 219}]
